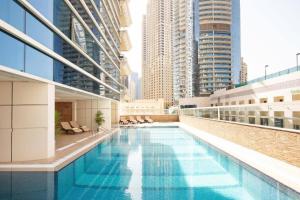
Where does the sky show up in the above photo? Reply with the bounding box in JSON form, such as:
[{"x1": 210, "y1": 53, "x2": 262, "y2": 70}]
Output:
[{"x1": 124, "y1": 0, "x2": 300, "y2": 80}]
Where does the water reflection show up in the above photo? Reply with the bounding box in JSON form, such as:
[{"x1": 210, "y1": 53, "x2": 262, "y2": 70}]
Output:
[{"x1": 0, "y1": 128, "x2": 299, "y2": 200}]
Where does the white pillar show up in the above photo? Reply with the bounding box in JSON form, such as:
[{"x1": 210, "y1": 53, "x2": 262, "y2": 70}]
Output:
[
  {"x1": 12, "y1": 82, "x2": 55, "y2": 162},
  {"x1": 0, "y1": 82, "x2": 13, "y2": 162}
]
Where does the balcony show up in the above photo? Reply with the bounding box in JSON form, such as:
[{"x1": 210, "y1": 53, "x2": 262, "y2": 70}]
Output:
[
  {"x1": 119, "y1": 0, "x2": 132, "y2": 27},
  {"x1": 120, "y1": 30, "x2": 132, "y2": 51},
  {"x1": 120, "y1": 55, "x2": 131, "y2": 76}
]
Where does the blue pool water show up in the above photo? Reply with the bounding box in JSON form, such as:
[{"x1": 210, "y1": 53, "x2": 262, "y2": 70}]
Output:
[{"x1": 0, "y1": 127, "x2": 299, "y2": 200}]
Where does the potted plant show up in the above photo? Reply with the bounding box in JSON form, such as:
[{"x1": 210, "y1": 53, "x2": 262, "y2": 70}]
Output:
[{"x1": 95, "y1": 111, "x2": 105, "y2": 132}]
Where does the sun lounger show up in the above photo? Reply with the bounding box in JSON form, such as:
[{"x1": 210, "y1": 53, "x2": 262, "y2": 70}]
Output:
[
  {"x1": 61, "y1": 122, "x2": 82, "y2": 134},
  {"x1": 136, "y1": 116, "x2": 145, "y2": 123},
  {"x1": 128, "y1": 116, "x2": 138, "y2": 124},
  {"x1": 120, "y1": 117, "x2": 129, "y2": 125},
  {"x1": 70, "y1": 121, "x2": 91, "y2": 132},
  {"x1": 145, "y1": 116, "x2": 154, "y2": 123}
]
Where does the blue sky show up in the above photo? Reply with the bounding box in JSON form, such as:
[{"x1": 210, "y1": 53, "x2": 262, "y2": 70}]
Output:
[{"x1": 125, "y1": 0, "x2": 300, "y2": 80}]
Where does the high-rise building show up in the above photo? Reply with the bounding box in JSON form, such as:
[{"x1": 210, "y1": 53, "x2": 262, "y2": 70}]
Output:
[
  {"x1": 172, "y1": 0, "x2": 193, "y2": 103},
  {"x1": 192, "y1": 0, "x2": 200, "y2": 96},
  {"x1": 142, "y1": 15, "x2": 147, "y2": 99},
  {"x1": 240, "y1": 57, "x2": 248, "y2": 83},
  {"x1": 130, "y1": 72, "x2": 141, "y2": 100},
  {"x1": 195, "y1": 0, "x2": 241, "y2": 96},
  {"x1": 0, "y1": 0, "x2": 131, "y2": 162},
  {"x1": 142, "y1": 0, "x2": 173, "y2": 107}
]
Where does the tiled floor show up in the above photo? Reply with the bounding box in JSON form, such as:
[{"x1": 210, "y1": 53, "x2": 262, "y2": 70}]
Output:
[{"x1": 0, "y1": 129, "x2": 117, "y2": 171}]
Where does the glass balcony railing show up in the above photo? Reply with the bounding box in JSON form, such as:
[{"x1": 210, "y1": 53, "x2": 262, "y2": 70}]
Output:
[
  {"x1": 180, "y1": 104, "x2": 300, "y2": 131},
  {"x1": 235, "y1": 66, "x2": 299, "y2": 88}
]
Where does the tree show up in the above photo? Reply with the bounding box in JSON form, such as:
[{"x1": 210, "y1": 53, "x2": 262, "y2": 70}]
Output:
[{"x1": 95, "y1": 111, "x2": 105, "y2": 127}]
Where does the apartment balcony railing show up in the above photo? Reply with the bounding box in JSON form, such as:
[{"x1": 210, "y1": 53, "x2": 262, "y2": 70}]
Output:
[
  {"x1": 120, "y1": 55, "x2": 131, "y2": 76},
  {"x1": 235, "y1": 66, "x2": 299, "y2": 88},
  {"x1": 120, "y1": 30, "x2": 132, "y2": 51},
  {"x1": 180, "y1": 103, "x2": 300, "y2": 131},
  {"x1": 119, "y1": 0, "x2": 132, "y2": 27}
]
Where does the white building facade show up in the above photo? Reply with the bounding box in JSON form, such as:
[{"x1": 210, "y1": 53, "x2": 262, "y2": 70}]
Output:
[{"x1": 172, "y1": 0, "x2": 194, "y2": 102}]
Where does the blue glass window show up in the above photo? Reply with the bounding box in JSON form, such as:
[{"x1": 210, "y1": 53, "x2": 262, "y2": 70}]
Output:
[
  {"x1": 0, "y1": 31, "x2": 25, "y2": 71},
  {"x1": 25, "y1": 46, "x2": 53, "y2": 80},
  {"x1": 27, "y1": 0, "x2": 54, "y2": 22},
  {"x1": 26, "y1": 13, "x2": 54, "y2": 50},
  {"x1": 0, "y1": 0, "x2": 25, "y2": 32}
]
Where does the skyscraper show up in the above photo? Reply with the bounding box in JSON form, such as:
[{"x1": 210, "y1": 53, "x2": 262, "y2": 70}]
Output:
[
  {"x1": 192, "y1": 0, "x2": 200, "y2": 96},
  {"x1": 130, "y1": 72, "x2": 141, "y2": 100},
  {"x1": 195, "y1": 0, "x2": 241, "y2": 96},
  {"x1": 240, "y1": 57, "x2": 248, "y2": 84},
  {"x1": 172, "y1": 0, "x2": 193, "y2": 103},
  {"x1": 142, "y1": 0, "x2": 173, "y2": 107}
]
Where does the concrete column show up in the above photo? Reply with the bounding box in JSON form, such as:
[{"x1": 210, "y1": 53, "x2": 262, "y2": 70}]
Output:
[
  {"x1": 0, "y1": 82, "x2": 13, "y2": 162},
  {"x1": 12, "y1": 82, "x2": 55, "y2": 162},
  {"x1": 285, "y1": 110, "x2": 294, "y2": 129},
  {"x1": 269, "y1": 109, "x2": 275, "y2": 127},
  {"x1": 97, "y1": 99, "x2": 112, "y2": 130},
  {"x1": 111, "y1": 102, "x2": 119, "y2": 126},
  {"x1": 72, "y1": 101, "x2": 77, "y2": 121}
]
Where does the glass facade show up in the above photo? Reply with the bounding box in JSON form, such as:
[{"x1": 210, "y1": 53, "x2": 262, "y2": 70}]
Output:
[
  {"x1": 231, "y1": 0, "x2": 241, "y2": 85},
  {"x1": 0, "y1": 0, "x2": 122, "y2": 101}
]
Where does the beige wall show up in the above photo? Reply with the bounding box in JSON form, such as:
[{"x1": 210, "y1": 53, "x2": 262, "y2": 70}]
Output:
[
  {"x1": 179, "y1": 97, "x2": 210, "y2": 108},
  {"x1": 120, "y1": 99, "x2": 165, "y2": 115},
  {"x1": 0, "y1": 81, "x2": 55, "y2": 162},
  {"x1": 111, "y1": 102, "x2": 119, "y2": 126},
  {"x1": 76, "y1": 99, "x2": 112, "y2": 131},
  {"x1": 180, "y1": 115, "x2": 300, "y2": 168}
]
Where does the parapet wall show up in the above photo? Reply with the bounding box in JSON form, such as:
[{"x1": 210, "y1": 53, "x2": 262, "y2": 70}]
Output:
[{"x1": 180, "y1": 115, "x2": 300, "y2": 167}]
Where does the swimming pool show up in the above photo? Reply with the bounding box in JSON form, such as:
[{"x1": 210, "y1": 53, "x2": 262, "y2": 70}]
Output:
[{"x1": 0, "y1": 127, "x2": 299, "y2": 200}]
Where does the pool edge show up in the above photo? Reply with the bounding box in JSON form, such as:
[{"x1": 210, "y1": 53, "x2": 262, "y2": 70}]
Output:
[
  {"x1": 0, "y1": 129, "x2": 119, "y2": 172},
  {"x1": 177, "y1": 122, "x2": 300, "y2": 194}
]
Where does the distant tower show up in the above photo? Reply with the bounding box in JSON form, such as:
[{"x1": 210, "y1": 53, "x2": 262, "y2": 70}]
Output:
[
  {"x1": 240, "y1": 57, "x2": 248, "y2": 83},
  {"x1": 172, "y1": 0, "x2": 193, "y2": 103},
  {"x1": 195, "y1": 0, "x2": 241, "y2": 96},
  {"x1": 142, "y1": 0, "x2": 173, "y2": 107}
]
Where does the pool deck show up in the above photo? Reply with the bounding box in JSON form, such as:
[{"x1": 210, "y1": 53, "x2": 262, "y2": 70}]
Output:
[
  {"x1": 0, "y1": 129, "x2": 118, "y2": 171},
  {"x1": 0, "y1": 122, "x2": 299, "y2": 194}
]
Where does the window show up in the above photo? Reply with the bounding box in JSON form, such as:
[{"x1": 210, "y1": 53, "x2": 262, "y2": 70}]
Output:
[
  {"x1": 26, "y1": 13, "x2": 54, "y2": 50},
  {"x1": 0, "y1": 31, "x2": 24, "y2": 71},
  {"x1": 293, "y1": 112, "x2": 300, "y2": 130},
  {"x1": 260, "y1": 118, "x2": 269, "y2": 126},
  {"x1": 274, "y1": 96, "x2": 284, "y2": 103},
  {"x1": 292, "y1": 94, "x2": 300, "y2": 101},
  {"x1": 28, "y1": 0, "x2": 54, "y2": 22},
  {"x1": 260, "y1": 111, "x2": 269, "y2": 126},
  {"x1": 260, "y1": 98, "x2": 268, "y2": 103},
  {"x1": 0, "y1": 0, "x2": 25, "y2": 32},
  {"x1": 248, "y1": 99, "x2": 255, "y2": 104},
  {"x1": 274, "y1": 111, "x2": 284, "y2": 128},
  {"x1": 249, "y1": 117, "x2": 255, "y2": 124},
  {"x1": 25, "y1": 46, "x2": 53, "y2": 80}
]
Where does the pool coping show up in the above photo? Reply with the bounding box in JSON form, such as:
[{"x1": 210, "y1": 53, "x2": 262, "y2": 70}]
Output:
[
  {"x1": 0, "y1": 122, "x2": 299, "y2": 194},
  {"x1": 0, "y1": 129, "x2": 119, "y2": 172},
  {"x1": 176, "y1": 122, "x2": 300, "y2": 194}
]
